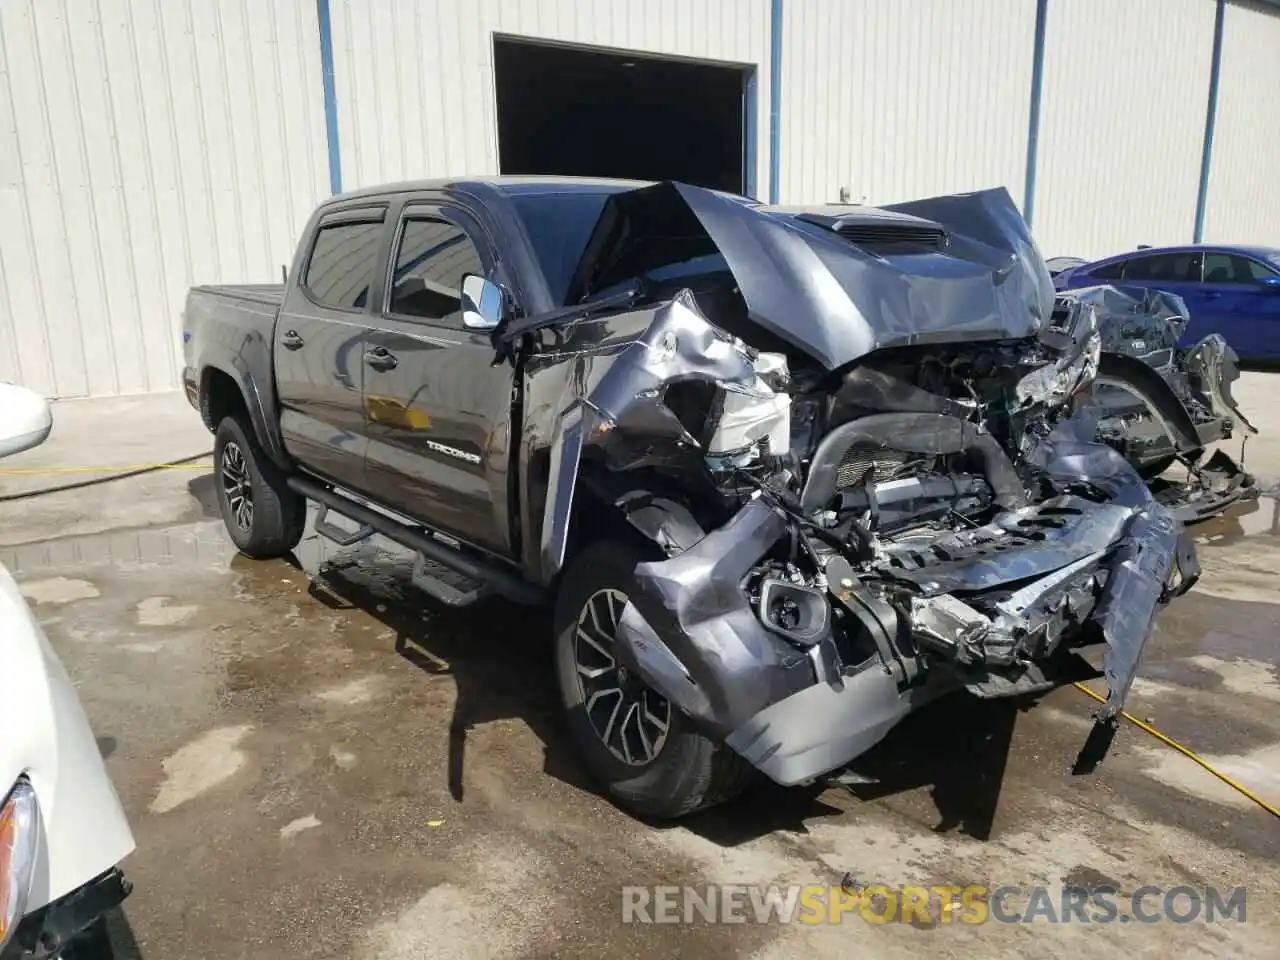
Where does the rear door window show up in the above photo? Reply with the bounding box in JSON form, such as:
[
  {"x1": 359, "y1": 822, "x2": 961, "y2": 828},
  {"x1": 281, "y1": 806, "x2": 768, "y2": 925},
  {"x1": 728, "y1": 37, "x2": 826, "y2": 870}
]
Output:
[
  {"x1": 1121, "y1": 253, "x2": 1200, "y2": 283},
  {"x1": 304, "y1": 219, "x2": 385, "y2": 310},
  {"x1": 1090, "y1": 260, "x2": 1125, "y2": 280}
]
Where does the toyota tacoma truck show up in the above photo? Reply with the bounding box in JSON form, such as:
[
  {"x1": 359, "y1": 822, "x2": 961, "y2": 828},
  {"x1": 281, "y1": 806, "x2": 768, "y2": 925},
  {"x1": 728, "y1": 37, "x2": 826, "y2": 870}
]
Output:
[{"x1": 183, "y1": 177, "x2": 1204, "y2": 819}]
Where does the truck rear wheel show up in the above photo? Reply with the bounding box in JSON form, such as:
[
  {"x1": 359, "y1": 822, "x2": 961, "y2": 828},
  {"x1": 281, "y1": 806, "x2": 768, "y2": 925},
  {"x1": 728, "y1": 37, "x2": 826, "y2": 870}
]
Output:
[
  {"x1": 213, "y1": 415, "x2": 306, "y2": 559},
  {"x1": 553, "y1": 539, "x2": 754, "y2": 819}
]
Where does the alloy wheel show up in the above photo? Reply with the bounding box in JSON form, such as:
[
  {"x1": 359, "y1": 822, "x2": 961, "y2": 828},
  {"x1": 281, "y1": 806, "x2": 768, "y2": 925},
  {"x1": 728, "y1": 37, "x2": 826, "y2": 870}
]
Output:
[
  {"x1": 220, "y1": 441, "x2": 254, "y2": 533},
  {"x1": 573, "y1": 588, "x2": 672, "y2": 766}
]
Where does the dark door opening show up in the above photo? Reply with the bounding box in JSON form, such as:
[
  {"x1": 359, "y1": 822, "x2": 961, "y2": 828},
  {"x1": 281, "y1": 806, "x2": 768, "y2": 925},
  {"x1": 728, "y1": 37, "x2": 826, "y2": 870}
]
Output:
[{"x1": 494, "y1": 38, "x2": 749, "y2": 194}]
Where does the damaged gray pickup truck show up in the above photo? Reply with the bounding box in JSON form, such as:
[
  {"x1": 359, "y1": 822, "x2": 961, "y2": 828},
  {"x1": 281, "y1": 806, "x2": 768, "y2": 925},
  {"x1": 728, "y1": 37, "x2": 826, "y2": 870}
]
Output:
[{"x1": 183, "y1": 177, "x2": 1205, "y2": 820}]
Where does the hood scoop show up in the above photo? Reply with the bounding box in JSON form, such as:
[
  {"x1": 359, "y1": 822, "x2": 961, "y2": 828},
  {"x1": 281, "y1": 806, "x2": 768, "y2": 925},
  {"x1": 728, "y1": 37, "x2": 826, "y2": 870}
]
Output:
[{"x1": 797, "y1": 211, "x2": 948, "y2": 256}]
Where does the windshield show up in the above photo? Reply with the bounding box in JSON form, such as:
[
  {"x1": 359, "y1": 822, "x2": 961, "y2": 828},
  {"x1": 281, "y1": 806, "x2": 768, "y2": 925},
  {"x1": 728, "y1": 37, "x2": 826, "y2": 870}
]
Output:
[{"x1": 511, "y1": 192, "x2": 613, "y2": 306}]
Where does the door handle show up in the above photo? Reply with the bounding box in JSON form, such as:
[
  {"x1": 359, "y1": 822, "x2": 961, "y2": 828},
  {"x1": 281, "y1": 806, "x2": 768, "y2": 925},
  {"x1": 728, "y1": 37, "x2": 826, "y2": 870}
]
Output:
[
  {"x1": 280, "y1": 330, "x2": 305, "y2": 350},
  {"x1": 1204, "y1": 291, "x2": 1222, "y2": 299},
  {"x1": 363, "y1": 347, "x2": 398, "y2": 371}
]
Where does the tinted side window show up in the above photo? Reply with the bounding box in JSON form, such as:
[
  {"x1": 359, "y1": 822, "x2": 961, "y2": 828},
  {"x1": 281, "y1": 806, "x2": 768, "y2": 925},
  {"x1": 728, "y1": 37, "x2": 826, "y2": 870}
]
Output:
[
  {"x1": 1204, "y1": 252, "x2": 1279, "y2": 283},
  {"x1": 305, "y1": 220, "x2": 384, "y2": 309},
  {"x1": 1123, "y1": 253, "x2": 1199, "y2": 282},
  {"x1": 1091, "y1": 260, "x2": 1125, "y2": 280},
  {"x1": 388, "y1": 218, "x2": 485, "y2": 323}
]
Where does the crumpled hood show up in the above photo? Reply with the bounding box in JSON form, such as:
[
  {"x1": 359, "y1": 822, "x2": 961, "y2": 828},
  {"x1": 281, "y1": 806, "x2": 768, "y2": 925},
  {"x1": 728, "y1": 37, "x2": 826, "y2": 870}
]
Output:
[
  {"x1": 0, "y1": 565, "x2": 134, "y2": 911},
  {"x1": 566, "y1": 181, "x2": 1056, "y2": 371}
]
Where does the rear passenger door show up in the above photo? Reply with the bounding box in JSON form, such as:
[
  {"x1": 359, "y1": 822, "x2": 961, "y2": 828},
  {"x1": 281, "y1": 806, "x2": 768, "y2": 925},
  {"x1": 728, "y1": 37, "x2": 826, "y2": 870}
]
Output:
[
  {"x1": 275, "y1": 207, "x2": 387, "y2": 491},
  {"x1": 1117, "y1": 252, "x2": 1204, "y2": 344},
  {"x1": 361, "y1": 203, "x2": 518, "y2": 557}
]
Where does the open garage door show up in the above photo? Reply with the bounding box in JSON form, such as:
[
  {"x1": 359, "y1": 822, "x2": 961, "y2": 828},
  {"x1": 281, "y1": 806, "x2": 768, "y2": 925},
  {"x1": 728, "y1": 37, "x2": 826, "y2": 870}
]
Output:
[{"x1": 494, "y1": 38, "x2": 751, "y2": 195}]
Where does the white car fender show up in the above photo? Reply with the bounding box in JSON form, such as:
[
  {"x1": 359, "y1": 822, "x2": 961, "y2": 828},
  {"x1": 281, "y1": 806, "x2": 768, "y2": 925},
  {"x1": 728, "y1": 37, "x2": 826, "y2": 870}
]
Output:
[{"x1": 0, "y1": 564, "x2": 135, "y2": 912}]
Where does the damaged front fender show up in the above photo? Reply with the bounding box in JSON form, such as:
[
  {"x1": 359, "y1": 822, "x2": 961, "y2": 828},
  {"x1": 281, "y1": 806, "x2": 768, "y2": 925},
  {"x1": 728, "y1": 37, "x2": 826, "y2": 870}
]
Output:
[{"x1": 529, "y1": 291, "x2": 763, "y2": 583}]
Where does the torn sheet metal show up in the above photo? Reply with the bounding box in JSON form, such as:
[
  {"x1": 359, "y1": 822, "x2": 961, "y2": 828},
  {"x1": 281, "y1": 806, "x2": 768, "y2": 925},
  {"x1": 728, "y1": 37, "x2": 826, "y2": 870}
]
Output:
[
  {"x1": 1184, "y1": 333, "x2": 1257, "y2": 434},
  {"x1": 528, "y1": 291, "x2": 764, "y2": 581}
]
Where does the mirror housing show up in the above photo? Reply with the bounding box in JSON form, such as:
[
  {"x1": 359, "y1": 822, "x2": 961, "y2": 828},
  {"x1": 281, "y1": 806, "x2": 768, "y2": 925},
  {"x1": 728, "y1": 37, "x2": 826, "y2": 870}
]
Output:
[
  {"x1": 0, "y1": 383, "x2": 52, "y2": 459},
  {"x1": 461, "y1": 274, "x2": 504, "y2": 330},
  {"x1": 1258, "y1": 274, "x2": 1280, "y2": 288}
]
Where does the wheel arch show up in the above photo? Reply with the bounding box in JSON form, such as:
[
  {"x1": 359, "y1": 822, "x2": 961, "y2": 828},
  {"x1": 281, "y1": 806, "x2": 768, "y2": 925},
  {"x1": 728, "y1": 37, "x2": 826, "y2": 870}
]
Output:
[{"x1": 199, "y1": 362, "x2": 290, "y2": 469}]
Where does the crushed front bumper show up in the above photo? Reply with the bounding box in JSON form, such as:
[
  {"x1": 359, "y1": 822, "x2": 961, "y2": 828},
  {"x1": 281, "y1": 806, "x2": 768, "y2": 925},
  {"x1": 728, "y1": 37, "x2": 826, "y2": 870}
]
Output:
[{"x1": 613, "y1": 489, "x2": 1198, "y2": 787}]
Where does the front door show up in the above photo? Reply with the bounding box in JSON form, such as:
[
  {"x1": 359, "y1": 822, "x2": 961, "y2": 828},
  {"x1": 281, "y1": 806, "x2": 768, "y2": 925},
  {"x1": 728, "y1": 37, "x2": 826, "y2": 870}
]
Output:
[
  {"x1": 361, "y1": 204, "x2": 517, "y2": 557},
  {"x1": 275, "y1": 207, "x2": 387, "y2": 490},
  {"x1": 1199, "y1": 252, "x2": 1280, "y2": 361}
]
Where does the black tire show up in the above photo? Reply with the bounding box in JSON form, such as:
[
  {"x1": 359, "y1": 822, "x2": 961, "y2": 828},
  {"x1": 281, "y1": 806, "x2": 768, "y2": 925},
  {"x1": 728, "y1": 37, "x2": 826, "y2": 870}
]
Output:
[
  {"x1": 213, "y1": 415, "x2": 306, "y2": 559},
  {"x1": 553, "y1": 539, "x2": 754, "y2": 819}
]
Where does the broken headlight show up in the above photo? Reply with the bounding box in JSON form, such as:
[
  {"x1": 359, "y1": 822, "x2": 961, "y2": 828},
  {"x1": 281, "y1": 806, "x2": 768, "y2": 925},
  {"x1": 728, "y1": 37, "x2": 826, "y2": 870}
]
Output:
[{"x1": 1015, "y1": 328, "x2": 1101, "y2": 411}]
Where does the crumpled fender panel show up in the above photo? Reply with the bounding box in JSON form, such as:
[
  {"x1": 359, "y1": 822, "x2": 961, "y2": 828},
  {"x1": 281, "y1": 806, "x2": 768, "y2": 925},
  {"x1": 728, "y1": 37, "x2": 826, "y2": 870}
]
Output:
[
  {"x1": 1184, "y1": 333, "x2": 1257, "y2": 434},
  {"x1": 524, "y1": 291, "x2": 756, "y2": 583}
]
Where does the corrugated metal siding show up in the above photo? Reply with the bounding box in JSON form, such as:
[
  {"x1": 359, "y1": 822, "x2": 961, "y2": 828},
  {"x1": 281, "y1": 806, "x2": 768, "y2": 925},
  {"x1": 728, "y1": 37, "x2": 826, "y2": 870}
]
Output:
[
  {"x1": 329, "y1": 0, "x2": 772, "y2": 195},
  {"x1": 0, "y1": 0, "x2": 329, "y2": 398},
  {"x1": 778, "y1": 0, "x2": 1037, "y2": 207},
  {"x1": 1033, "y1": 0, "x2": 1217, "y2": 260},
  {"x1": 1203, "y1": 1, "x2": 1280, "y2": 244}
]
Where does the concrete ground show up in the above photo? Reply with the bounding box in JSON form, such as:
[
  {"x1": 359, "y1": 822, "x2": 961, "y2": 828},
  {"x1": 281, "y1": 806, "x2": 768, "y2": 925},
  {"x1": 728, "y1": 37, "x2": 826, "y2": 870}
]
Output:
[{"x1": 2, "y1": 380, "x2": 1278, "y2": 959}]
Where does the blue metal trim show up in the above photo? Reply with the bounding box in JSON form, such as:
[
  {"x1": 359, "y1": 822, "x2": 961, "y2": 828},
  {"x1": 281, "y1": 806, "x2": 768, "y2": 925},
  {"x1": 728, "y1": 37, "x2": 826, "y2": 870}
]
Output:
[
  {"x1": 1194, "y1": 0, "x2": 1226, "y2": 242},
  {"x1": 768, "y1": 0, "x2": 783, "y2": 204},
  {"x1": 1022, "y1": 0, "x2": 1049, "y2": 227},
  {"x1": 744, "y1": 69, "x2": 758, "y2": 199},
  {"x1": 317, "y1": 0, "x2": 343, "y2": 195}
]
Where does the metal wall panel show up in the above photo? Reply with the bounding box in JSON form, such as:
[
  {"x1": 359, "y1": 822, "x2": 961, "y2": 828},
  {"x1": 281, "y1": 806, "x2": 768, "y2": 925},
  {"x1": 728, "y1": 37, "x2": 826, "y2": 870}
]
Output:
[
  {"x1": 777, "y1": 0, "x2": 1037, "y2": 208},
  {"x1": 1034, "y1": 0, "x2": 1217, "y2": 260},
  {"x1": 329, "y1": 0, "x2": 772, "y2": 196},
  {"x1": 0, "y1": 0, "x2": 329, "y2": 398},
  {"x1": 1203, "y1": 1, "x2": 1280, "y2": 245}
]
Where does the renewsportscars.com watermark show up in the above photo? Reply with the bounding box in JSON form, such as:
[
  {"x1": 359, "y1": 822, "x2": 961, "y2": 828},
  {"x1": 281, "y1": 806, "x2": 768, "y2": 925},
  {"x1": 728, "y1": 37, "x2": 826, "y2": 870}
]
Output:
[{"x1": 621, "y1": 883, "x2": 1247, "y2": 926}]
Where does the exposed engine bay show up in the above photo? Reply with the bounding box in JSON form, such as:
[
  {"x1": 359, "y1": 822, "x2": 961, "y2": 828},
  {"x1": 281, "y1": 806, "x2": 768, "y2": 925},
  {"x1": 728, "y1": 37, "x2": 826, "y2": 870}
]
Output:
[{"x1": 520, "y1": 184, "x2": 1206, "y2": 788}]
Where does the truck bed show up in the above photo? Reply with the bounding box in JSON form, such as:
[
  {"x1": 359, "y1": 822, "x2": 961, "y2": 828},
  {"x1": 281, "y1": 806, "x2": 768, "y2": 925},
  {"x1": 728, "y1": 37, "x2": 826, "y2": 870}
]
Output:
[{"x1": 189, "y1": 283, "x2": 285, "y2": 307}]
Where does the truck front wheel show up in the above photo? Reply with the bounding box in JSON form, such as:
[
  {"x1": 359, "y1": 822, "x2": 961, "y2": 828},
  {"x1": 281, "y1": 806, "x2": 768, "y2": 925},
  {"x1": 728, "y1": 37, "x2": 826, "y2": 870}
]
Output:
[
  {"x1": 553, "y1": 539, "x2": 753, "y2": 819},
  {"x1": 213, "y1": 415, "x2": 306, "y2": 559}
]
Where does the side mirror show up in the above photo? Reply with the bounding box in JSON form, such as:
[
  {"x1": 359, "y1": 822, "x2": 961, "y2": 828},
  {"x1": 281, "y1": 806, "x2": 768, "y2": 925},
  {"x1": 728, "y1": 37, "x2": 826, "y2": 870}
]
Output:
[
  {"x1": 1258, "y1": 274, "x2": 1280, "y2": 288},
  {"x1": 461, "y1": 274, "x2": 504, "y2": 330},
  {"x1": 0, "y1": 383, "x2": 52, "y2": 459}
]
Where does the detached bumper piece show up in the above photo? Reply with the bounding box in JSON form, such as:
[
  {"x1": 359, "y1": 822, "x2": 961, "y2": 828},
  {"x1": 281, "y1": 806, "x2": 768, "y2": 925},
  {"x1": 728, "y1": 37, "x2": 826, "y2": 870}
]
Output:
[
  {"x1": 7, "y1": 869, "x2": 131, "y2": 958},
  {"x1": 1149, "y1": 449, "x2": 1257, "y2": 525}
]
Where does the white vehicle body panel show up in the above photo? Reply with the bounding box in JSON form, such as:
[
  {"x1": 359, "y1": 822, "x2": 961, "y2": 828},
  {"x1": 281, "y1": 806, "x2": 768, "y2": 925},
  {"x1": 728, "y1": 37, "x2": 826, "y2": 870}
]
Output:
[{"x1": 0, "y1": 382, "x2": 134, "y2": 915}]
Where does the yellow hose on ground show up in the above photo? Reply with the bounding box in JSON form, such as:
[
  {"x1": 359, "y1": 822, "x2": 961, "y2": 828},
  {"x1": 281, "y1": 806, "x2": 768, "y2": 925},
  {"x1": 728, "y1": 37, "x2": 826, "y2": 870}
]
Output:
[
  {"x1": 0, "y1": 463, "x2": 207, "y2": 475},
  {"x1": 1074, "y1": 681, "x2": 1280, "y2": 819}
]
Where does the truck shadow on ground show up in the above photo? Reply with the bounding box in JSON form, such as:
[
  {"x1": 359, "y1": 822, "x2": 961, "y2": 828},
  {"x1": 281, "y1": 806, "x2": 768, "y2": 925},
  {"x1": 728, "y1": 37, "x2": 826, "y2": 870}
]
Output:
[
  {"x1": 295, "y1": 545, "x2": 1034, "y2": 846},
  {"x1": 298, "y1": 553, "x2": 602, "y2": 804},
  {"x1": 682, "y1": 693, "x2": 1027, "y2": 847},
  {"x1": 185, "y1": 473, "x2": 220, "y2": 519}
]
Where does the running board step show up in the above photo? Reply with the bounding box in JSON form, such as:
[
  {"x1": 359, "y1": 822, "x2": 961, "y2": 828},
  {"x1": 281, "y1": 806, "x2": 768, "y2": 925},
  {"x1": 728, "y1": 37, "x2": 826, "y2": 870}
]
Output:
[
  {"x1": 285, "y1": 474, "x2": 544, "y2": 607},
  {"x1": 313, "y1": 503, "x2": 375, "y2": 546},
  {"x1": 412, "y1": 554, "x2": 488, "y2": 608}
]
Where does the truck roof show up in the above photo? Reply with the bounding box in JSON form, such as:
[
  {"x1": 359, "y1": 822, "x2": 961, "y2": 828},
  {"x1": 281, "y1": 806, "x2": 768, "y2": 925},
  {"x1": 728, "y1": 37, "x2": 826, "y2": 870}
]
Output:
[{"x1": 327, "y1": 175, "x2": 655, "y2": 204}]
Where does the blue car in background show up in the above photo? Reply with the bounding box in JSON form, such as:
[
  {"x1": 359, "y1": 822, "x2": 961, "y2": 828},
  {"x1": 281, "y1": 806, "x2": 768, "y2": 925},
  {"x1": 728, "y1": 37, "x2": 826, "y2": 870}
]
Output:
[{"x1": 1055, "y1": 245, "x2": 1280, "y2": 360}]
